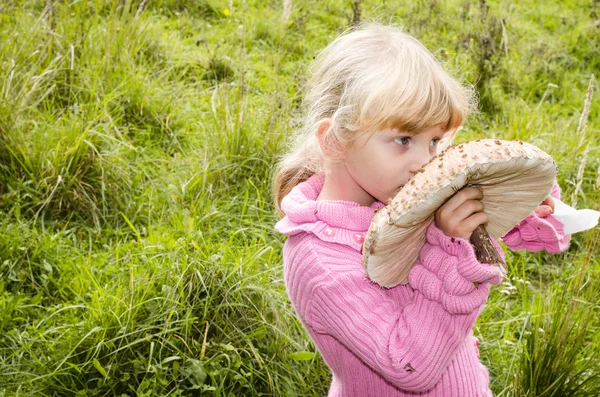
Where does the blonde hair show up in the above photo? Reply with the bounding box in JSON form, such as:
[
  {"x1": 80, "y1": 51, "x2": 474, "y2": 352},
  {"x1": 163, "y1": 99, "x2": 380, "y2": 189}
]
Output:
[{"x1": 273, "y1": 22, "x2": 476, "y2": 217}]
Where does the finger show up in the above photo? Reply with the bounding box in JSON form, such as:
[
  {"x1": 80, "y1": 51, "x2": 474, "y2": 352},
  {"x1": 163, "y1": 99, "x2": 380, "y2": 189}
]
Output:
[
  {"x1": 534, "y1": 204, "x2": 553, "y2": 217},
  {"x1": 440, "y1": 187, "x2": 483, "y2": 213},
  {"x1": 541, "y1": 197, "x2": 555, "y2": 212},
  {"x1": 460, "y1": 212, "x2": 489, "y2": 240},
  {"x1": 452, "y1": 199, "x2": 485, "y2": 223}
]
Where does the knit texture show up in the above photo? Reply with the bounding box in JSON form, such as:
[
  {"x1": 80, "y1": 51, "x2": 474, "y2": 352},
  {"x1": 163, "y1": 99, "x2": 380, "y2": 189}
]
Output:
[
  {"x1": 501, "y1": 183, "x2": 570, "y2": 252},
  {"x1": 274, "y1": 173, "x2": 569, "y2": 397}
]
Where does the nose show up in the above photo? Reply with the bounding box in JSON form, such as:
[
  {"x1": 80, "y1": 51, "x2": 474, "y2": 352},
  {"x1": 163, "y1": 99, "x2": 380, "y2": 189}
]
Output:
[{"x1": 408, "y1": 148, "x2": 432, "y2": 174}]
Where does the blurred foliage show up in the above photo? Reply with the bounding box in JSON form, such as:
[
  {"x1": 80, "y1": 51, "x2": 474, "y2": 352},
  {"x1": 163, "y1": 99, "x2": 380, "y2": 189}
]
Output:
[{"x1": 0, "y1": 0, "x2": 598, "y2": 395}]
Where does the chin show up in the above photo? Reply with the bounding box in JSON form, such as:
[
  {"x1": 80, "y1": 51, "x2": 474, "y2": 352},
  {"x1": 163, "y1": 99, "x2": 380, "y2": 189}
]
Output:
[
  {"x1": 379, "y1": 193, "x2": 394, "y2": 204},
  {"x1": 373, "y1": 186, "x2": 402, "y2": 204},
  {"x1": 392, "y1": 186, "x2": 404, "y2": 195}
]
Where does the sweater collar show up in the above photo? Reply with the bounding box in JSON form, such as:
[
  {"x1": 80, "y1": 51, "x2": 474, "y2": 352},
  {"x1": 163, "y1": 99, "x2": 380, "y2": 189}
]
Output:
[{"x1": 274, "y1": 173, "x2": 385, "y2": 251}]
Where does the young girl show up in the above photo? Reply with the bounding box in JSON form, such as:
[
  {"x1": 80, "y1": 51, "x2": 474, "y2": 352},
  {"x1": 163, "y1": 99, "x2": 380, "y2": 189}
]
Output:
[{"x1": 273, "y1": 23, "x2": 570, "y2": 397}]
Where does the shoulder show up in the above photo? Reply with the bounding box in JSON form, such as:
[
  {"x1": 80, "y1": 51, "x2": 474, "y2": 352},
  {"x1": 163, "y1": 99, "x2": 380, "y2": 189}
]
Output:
[
  {"x1": 281, "y1": 231, "x2": 369, "y2": 301},
  {"x1": 283, "y1": 231, "x2": 366, "y2": 277},
  {"x1": 282, "y1": 232, "x2": 368, "y2": 324},
  {"x1": 283, "y1": 232, "x2": 386, "y2": 303},
  {"x1": 283, "y1": 232, "x2": 414, "y2": 327}
]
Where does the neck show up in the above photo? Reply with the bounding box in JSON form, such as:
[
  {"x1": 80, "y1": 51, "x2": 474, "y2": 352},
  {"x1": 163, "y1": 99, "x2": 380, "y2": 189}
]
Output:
[{"x1": 317, "y1": 161, "x2": 376, "y2": 206}]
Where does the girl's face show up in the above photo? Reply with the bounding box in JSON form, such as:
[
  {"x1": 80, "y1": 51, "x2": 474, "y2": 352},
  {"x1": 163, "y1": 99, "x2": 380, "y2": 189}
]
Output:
[{"x1": 343, "y1": 125, "x2": 448, "y2": 205}]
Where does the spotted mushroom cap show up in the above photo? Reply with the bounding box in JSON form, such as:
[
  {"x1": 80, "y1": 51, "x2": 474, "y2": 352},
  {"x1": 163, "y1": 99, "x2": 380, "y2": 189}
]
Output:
[{"x1": 362, "y1": 139, "x2": 558, "y2": 288}]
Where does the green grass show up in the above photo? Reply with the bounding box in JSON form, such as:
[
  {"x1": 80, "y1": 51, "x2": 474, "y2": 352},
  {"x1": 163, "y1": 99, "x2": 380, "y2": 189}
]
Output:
[{"x1": 0, "y1": 0, "x2": 598, "y2": 395}]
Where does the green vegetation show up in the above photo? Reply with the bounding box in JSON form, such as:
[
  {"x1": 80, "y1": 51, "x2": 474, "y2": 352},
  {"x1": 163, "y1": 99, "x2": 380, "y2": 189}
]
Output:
[{"x1": 0, "y1": 0, "x2": 598, "y2": 395}]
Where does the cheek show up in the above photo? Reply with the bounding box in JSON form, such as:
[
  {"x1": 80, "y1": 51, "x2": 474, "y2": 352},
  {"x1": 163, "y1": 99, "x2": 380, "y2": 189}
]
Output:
[
  {"x1": 347, "y1": 141, "x2": 407, "y2": 189},
  {"x1": 348, "y1": 157, "x2": 380, "y2": 182},
  {"x1": 353, "y1": 155, "x2": 401, "y2": 191},
  {"x1": 368, "y1": 147, "x2": 401, "y2": 172},
  {"x1": 377, "y1": 148, "x2": 408, "y2": 174}
]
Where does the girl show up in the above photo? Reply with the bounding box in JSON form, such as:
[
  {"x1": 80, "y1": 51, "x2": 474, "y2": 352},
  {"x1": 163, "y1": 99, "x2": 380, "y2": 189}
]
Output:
[{"x1": 273, "y1": 23, "x2": 569, "y2": 397}]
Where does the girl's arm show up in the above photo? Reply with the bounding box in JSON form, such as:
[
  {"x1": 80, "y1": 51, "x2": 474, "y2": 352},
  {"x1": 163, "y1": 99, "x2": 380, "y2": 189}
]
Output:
[
  {"x1": 306, "y1": 221, "x2": 504, "y2": 393},
  {"x1": 501, "y1": 183, "x2": 570, "y2": 253}
]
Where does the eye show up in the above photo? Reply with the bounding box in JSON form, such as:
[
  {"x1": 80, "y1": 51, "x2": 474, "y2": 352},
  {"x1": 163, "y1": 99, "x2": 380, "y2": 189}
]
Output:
[
  {"x1": 430, "y1": 137, "x2": 441, "y2": 147},
  {"x1": 394, "y1": 137, "x2": 410, "y2": 146}
]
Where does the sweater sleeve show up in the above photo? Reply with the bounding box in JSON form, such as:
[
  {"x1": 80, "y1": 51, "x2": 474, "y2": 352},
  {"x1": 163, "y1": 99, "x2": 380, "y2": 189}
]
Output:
[
  {"x1": 501, "y1": 183, "x2": 570, "y2": 253},
  {"x1": 306, "y1": 221, "x2": 505, "y2": 393}
]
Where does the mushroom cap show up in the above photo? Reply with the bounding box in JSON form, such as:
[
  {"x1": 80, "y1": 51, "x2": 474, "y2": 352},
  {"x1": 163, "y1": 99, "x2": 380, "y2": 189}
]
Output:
[{"x1": 362, "y1": 139, "x2": 558, "y2": 288}]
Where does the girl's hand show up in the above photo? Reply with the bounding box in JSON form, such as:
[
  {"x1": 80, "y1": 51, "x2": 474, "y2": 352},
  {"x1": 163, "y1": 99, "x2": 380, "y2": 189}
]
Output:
[
  {"x1": 434, "y1": 187, "x2": 487, "y2": 240},
  {"x1": 533, "y1": 196, "x2": 554, "y2": 217}
]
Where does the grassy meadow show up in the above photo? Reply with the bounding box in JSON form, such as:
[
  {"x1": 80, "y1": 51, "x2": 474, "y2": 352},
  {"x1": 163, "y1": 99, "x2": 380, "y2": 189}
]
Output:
[{"x1": 0, "y1": 0, "x2": 599, "y2": 395}]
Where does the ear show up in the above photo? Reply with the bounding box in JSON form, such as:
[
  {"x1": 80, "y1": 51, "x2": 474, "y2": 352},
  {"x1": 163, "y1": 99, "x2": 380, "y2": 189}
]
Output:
[
  {"x1": 317, "y1": 119, "x2": 345, "y2": 159},
  {"x1": 316, "y1": 118, "x2": 332, "y2": 141}
]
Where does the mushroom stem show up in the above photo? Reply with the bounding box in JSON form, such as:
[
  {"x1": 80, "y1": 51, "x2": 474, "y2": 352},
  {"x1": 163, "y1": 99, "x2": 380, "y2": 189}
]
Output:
[{"x1": 470, "y1": 225, "x2": 506, "y2": 270}]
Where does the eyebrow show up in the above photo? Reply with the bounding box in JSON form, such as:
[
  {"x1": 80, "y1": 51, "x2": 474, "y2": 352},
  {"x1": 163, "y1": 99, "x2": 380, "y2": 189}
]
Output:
[
  {"x1": 391, "y1": 129, "x2": 419, "y2": 136},
  {"x1": 393, "y1": 130, "x2": 448, "y2": 137}
]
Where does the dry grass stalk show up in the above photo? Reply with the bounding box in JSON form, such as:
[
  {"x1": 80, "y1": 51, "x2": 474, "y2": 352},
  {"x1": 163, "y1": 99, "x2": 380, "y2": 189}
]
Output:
[
  {"x1": 571, "y1": 144, "x2": 589, "y2": 208},
  {"x1": 576, "y1": 74, "x2": 595, "y2": 146},
  {"x1": 135, "y1": 0, "x2": 148, "y2": 18},
  {"x1": 501, "y1": 18, "x2": 509, "y2": 57},
  {"x1": 283, "y1": 0, "x2": 292, "y2": 24},
  {"x1": 595, "y1": 164, "x2": 600, "y2": 191},
  {"x1": 570, "y1": 74, "x2": 595, "y2": 207},
  {"x1": 350, "y1": 0, "x2": 362, "y2": 26}
]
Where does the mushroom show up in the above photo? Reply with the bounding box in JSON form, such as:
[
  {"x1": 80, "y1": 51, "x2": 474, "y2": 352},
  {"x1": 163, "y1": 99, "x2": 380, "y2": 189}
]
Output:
[{"x1": 362, "y1": 139, "x2": 558, "y2": 288}]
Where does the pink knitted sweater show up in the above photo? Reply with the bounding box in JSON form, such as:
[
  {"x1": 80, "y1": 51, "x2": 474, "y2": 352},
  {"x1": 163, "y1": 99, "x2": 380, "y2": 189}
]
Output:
[{"x1": 274, "y1": 173, "x2": 569, "y2": 397}]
